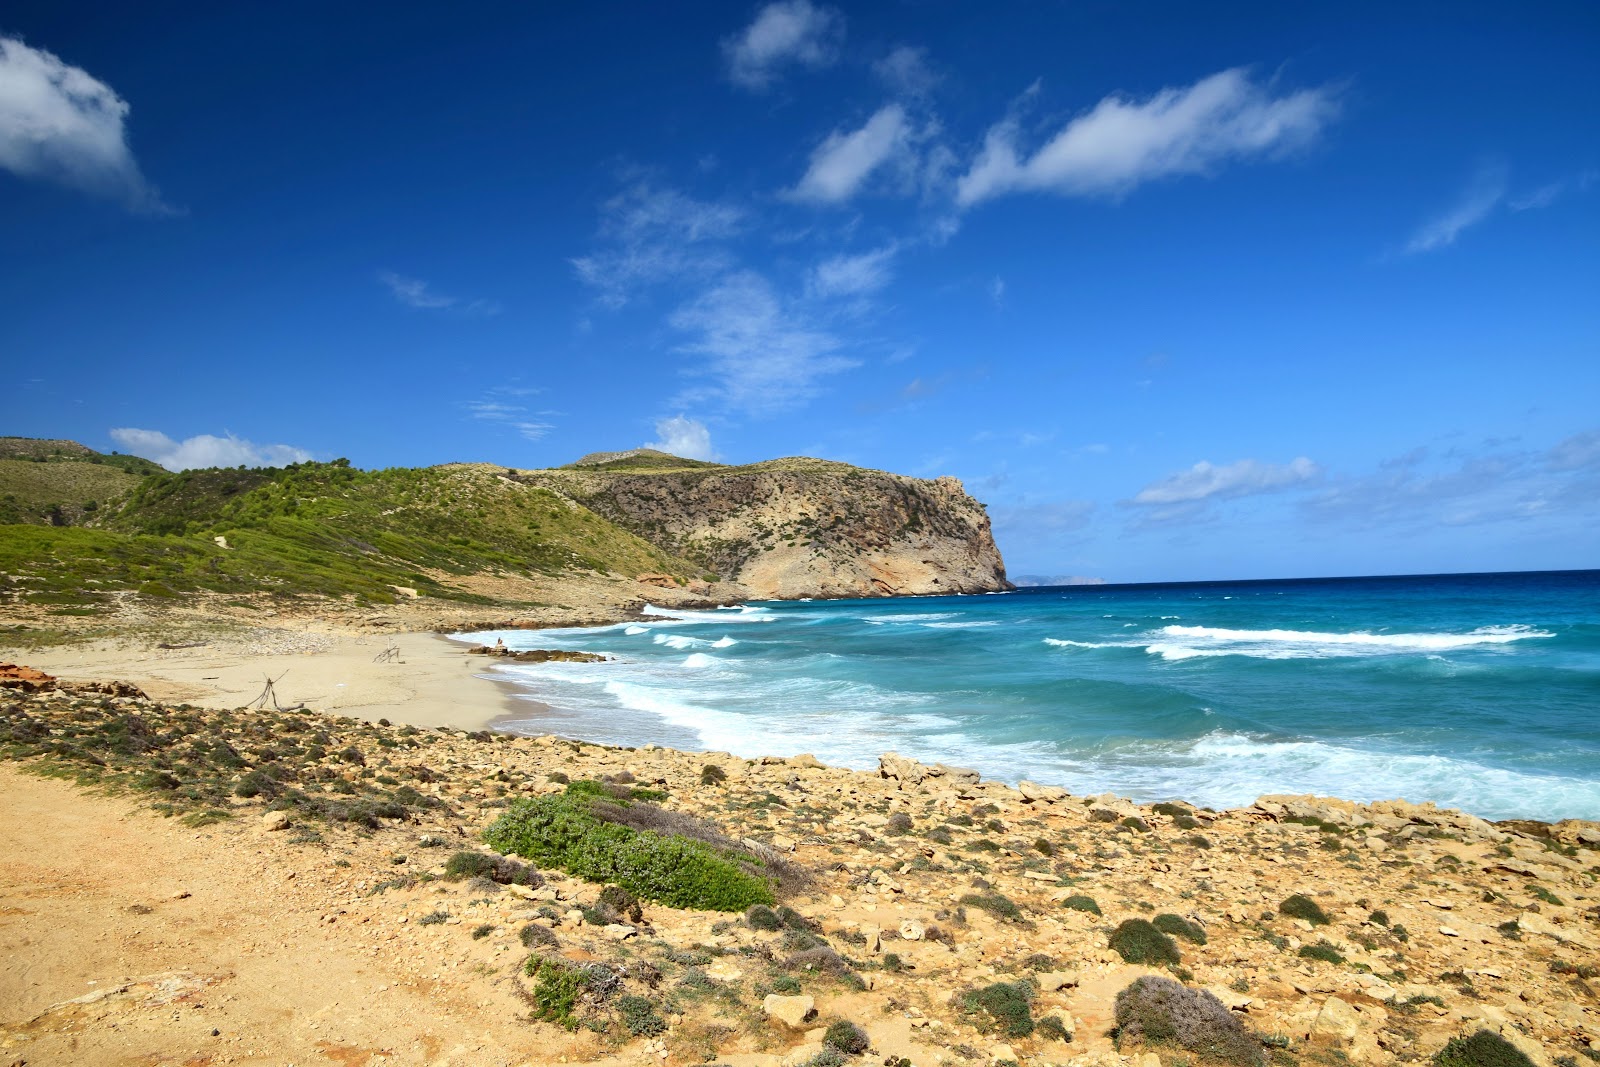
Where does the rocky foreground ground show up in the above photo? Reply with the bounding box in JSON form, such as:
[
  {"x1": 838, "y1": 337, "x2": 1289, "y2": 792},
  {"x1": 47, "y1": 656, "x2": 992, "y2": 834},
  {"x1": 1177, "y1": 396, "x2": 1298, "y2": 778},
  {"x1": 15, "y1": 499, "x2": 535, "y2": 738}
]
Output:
[{"x1": 1, "y1": 671, "x2": 1597, "y2": 1067}]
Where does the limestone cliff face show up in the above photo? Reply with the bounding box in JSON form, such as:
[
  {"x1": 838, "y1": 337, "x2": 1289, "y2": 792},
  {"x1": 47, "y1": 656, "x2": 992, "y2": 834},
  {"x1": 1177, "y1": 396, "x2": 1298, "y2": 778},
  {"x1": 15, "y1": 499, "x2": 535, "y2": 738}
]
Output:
[{"x1": 530, "y1": 455, "x2": 1011, "y2": 600}]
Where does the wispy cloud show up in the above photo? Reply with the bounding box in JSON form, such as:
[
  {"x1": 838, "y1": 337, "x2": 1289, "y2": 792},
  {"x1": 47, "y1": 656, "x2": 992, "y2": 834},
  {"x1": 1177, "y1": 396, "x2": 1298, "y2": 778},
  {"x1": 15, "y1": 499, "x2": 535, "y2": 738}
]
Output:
[
  {"x1": 789, "y1": 103, "x2": 913, "y2": 203},
  {"x1": 109, "y1": 428, "x2": 313, "y2": 471},
  {"x1": 1507, "y1": 169, "x2": 1596, "y2": 212},
  {"x1": 669, "y1": 270, "x2": 856, "y2": 415},
  {"x1": 645, "y1": 415, "x2": 718, "y2": 461},
  {"x1": 0, "y1": 36, "x2": 171, "y2": 212},
  {"x1": 464, "y1": 386, "x2": 552, "y2": 441},
  {"x1": 808, "y1": 244, "x2": 896, "y2": 297},
  {"x1": 1132, "y1": 456, "x2": 1320, "y2": 505},
  {"x1": 722, "y1": 0, "x2": 843, "y2": 91},
  {"x1": 874, "y1": 45, "x2": 938, "y2": 98},
  {"x1": 571, "y1": 183, "x2": 744, "y2": 308},
  {"x1": 1403, "y1": 161, "x2": 1508, "y2": 255},
  {"x1": 379, "y1": 271, "x2": 501, "y2": 315},
  {"x1": 956, "y1": 67, "x2": 1339, "y2": 206}
]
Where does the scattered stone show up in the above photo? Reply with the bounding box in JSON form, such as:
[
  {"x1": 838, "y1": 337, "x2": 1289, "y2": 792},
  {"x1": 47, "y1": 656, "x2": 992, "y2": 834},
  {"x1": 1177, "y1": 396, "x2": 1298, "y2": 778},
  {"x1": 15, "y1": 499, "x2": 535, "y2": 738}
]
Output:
[
  {"x1": 261, "y1": 811, "x2": 291, "y2": 832},
  {"x1": 762, "y1": 994, "x2": 816, "y2": 1029}
]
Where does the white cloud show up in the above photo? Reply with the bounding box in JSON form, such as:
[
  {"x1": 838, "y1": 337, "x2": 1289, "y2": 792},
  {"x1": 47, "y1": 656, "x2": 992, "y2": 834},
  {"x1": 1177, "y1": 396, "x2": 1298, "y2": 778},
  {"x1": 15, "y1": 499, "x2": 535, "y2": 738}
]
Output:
[
  {"x1": 109, "y1": 428, "x2": 313, "y2": 471},
  {"x1": 572, "y1": 183, "x2": 744, "y2": 308},
  {"x1": 790, "y1": 103, "x2": 911, "y2": 203},
  {"x1": 1132, "y1": 456, "x2": 1320, "y2": 505},
  {"x1": 0, "y1": 35, "x2": 168, "y2": 211},
  {"x1": 723, "y1": 0, "x2": 843, "y2": 91},
  {"x1": 669, "y1": 271, "x2": 856, "y2": 415},
  {"x1": 808, "y1": 244, "x2": 896, "y2": 297},
  {"x1": 956, "y1": 67, "x2": 1339, "y2": 205},
  {"x1": 874, "y1": 46, "x2": 938, "y2": 98},
  {"x1": 645, "y1": 415, "x2": 718, "y2": 461},
  {"x1": 379, "y1": 271, "x2": 500, "y2": 314},
  {"x1": 1403, "y1": 161, "x2": 1507, "y2": 254}
]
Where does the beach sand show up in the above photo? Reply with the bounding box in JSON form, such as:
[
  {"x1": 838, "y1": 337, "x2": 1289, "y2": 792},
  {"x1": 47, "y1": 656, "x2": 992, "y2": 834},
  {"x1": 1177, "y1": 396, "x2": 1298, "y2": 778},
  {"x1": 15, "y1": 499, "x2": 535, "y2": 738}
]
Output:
[{"x1": 17, "y1": 629, "x2": 525, "y2": 731}]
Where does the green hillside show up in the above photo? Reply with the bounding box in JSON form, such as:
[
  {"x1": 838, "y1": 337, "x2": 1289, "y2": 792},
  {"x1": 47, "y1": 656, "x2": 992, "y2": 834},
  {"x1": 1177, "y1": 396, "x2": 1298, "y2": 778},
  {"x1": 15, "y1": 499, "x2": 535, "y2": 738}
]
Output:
[
  {"x1": 0, "y1": 437, "x2": 164, "y2": 525},
  {"x1": 0, "y1": 450, "x2": 699, "y2": 611}
]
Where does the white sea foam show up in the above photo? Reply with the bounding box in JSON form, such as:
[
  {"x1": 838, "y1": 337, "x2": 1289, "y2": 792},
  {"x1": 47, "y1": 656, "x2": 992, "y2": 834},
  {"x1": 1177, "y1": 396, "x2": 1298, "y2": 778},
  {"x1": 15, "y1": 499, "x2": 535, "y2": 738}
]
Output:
[
  {"x1": 681, "y1": 652, "x2": 721, "y2": 670},
  {"x1": 1045, "y1": 638, "x2": 1133, "y2": 649},
  {"x1": 642, "y1": 604, "x2": 775, "y2": 624},
  {"x1": 653, "y1": 633, "x2": 707, "y2": 650},
  {"x1": 711, "y1": 636, "x2": 738, "y2": 648},
  {"x1": 924, "y1": 620, "x2": 999, "y2": 629},
  {"x1": 864, "y1": 612, "x2": 957, "y2": 624},
  {"x1": 1151, "y1": 623, "x2": 1553, "y2": 659},
  {"x1": 624, "y1": 625, "x2": 649, "y2": 635}
]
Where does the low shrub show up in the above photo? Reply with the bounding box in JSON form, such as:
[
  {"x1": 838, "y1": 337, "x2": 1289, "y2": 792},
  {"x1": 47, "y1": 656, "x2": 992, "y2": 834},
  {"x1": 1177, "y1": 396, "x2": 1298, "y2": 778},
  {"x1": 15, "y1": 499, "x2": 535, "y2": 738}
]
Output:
[
  {"x1": 1109, "y1": 919, "x2": 1181, "y2": 966},
  {"x1": 960, "y1": 892, "x2": 1023, "y2": 922},
  {"x1": 1153, "y1": 913, "x2": 1207, "y2": 945},
  {"x1": 700, "y1": 763, "x2": 727, "y2": 786},
  {"x1": 443, "y1": 849, "x2": 541, "y2": 886},
  {"x1": 1061, "y1": 894, "x2": 1101, "y2": 915},
  {"x1": 823, "y1": 1020, "x2": 870, "y2": 1054},
  {"x1": 884, "y1": 813, "x2": 913, "y2": 835},
  {"x1": 1114, "y1": 975, "x2": 1262, "y2": 1066},
  {"x1": 746, "y1": 903, "x2": 783, "y2": 931},
  {"x1": 1152, "y1": 802, "x2": 1191, "y2": 818},
  {"x1": 598, "y1": 884, "x2": 643, "y2": 924},
  {"x1": 525, "y1": 957, "x2": 589, "y2": 1030},
  {"x1": 1368, "y1": 909, "x2": 1390, "y2": 926},
  {"x1": 482, "y1": 788, "x2": 775, "y2": 911},
  {"x1": 962, "y1": 981, "x2": 1035, "y2": 1038},
  {"x1": 1036, "y1": 1015, "x2": 1072, "y2": 1042},
  {"x1": 1298, "y1": 942, "x2": 1345, "y2": 965},
  {"x1": 1432, "y1": 1029, "x2": 1535, "y2": 1067},
  {"x1": 519, "y1": 923, "x2": 558, "y2": 949},
  {"x1": 1278, "y1": 893, "x2": 1330, "y2": 926},
  {"x1": 617, "y1": 994, "x2": 667, "y2": 1037}
]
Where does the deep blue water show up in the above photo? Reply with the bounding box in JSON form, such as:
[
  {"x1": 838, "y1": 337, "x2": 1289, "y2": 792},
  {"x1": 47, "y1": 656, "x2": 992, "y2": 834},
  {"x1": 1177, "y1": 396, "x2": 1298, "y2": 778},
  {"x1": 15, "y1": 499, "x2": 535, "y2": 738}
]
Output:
[{"x1": 461, "y1": 570, "x2": 1600, "y2": 821}]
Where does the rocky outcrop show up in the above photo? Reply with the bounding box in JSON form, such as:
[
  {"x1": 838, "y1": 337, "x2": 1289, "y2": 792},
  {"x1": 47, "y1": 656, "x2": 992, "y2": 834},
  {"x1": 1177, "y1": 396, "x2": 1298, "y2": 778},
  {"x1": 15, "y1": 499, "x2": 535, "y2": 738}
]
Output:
[{"x1": 528, "y1": 457, "x2": 1011, "y2": 600}]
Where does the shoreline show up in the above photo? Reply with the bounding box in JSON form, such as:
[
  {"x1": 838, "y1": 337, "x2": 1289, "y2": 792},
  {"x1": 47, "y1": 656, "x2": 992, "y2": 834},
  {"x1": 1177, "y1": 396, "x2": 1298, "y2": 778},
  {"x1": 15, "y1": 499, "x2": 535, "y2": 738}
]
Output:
[{"x1": 15, "y1": 619, "x2": 1591, "y2": 832}]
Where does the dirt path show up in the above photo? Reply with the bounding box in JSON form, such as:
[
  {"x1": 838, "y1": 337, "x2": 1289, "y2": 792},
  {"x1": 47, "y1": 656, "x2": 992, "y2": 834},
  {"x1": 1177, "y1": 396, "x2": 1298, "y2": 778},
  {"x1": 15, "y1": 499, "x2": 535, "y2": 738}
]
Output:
[{"x1": 0, "y1": 765, "x2": 555, "y2": 1067}]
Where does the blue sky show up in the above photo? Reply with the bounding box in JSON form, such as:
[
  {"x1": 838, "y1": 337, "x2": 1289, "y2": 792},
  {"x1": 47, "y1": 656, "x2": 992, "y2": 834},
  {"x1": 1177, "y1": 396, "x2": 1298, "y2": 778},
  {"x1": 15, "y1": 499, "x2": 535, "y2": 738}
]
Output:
[{"x1": 2, "y1": 2, "x2": 1596, "y2": 582}]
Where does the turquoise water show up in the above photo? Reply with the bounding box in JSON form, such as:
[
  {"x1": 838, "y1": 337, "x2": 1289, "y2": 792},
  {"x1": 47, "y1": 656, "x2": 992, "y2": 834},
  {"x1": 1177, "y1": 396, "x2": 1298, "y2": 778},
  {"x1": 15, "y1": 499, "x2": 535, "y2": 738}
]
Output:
[{"x1": 462, "y1": 570, "x2": 1600, "y2": 821}]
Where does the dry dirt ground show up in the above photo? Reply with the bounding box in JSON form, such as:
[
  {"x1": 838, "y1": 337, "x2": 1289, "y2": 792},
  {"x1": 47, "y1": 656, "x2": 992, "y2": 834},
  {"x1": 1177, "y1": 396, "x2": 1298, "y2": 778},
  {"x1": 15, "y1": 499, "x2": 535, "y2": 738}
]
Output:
[{"x1": 0, "y1": 764, "x2": 565, "y2": 1067}]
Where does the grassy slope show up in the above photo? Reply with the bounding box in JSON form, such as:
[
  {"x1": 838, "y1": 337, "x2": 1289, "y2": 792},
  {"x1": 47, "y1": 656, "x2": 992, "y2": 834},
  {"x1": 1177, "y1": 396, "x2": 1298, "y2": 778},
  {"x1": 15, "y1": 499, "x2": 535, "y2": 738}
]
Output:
[
  {"x1": 1, "y1": 456, "x2": 697, "y2": 610},
  {"x1": 0, "y1": 438, "x2": 164, "y2": 525}
]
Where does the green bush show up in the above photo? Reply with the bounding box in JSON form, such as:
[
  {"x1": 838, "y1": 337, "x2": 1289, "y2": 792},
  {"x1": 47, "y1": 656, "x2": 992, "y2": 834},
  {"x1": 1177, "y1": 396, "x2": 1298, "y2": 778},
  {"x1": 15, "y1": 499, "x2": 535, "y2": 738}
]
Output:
[
  {"x1": 1152, "y1": 802, "x2": 1190, "y2": 818},
  {"x1": 960, "y1": 892, "x2": 1023, "y2": 922},
  {"x1": 1432, "y1": 1029, "x2": 1534, "y2": 1067},
  {"x1": 1036, "y1": 1015, "x2": 1072, "y2": 1042},
  {"x1": 1278, "y1": 893, "x2": 1330, "y2": 926},
  {"x1": 1061, "y1": 894, "x2": 1101, "y2": 915},
  {"x1": 525, "y1": 957, "x2": 588, "y2": 1030},
  {"x1": 1153, "y1": 913, "x2": 1207, "y2": 945},
  {"x1": 746, "y1": 903, "x2": 783, "y2": 931},
  {"x1": 482, "y1": 789, "x2": 774, "y2": 911},
  {"x1": 1114, "y1": 976, "x2": 1262, "y2": 1066},
  {"x1": 1109, "y1": 919, "x2": 1181, "y2": 966},
  {"x1": 1298, "y1": 942, "x2": 1345, "y2": 965},
  {"x1": 617, "y1": 994, "x2": 667, "y2": 1037},
  {"x1": 962, "y1": 981, "x2": 1035, "y2": 1038},
  {"x1": 822, "y1": 1020, "x2": 870, "y2": 1054},
  {"x1": 700, "y1": 763, "x2": 727, "y2": 786}
]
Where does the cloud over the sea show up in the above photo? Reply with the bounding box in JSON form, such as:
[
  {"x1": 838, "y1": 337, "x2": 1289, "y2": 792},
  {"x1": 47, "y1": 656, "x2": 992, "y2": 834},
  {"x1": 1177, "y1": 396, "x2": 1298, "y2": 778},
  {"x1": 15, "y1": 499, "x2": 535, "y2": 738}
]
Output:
[
  {"x1": 722, "y1": 0, "x2": 843, "y2": 91},
  {"x1": 110, "y1": 428, "x2": 314, "y2": 471}
]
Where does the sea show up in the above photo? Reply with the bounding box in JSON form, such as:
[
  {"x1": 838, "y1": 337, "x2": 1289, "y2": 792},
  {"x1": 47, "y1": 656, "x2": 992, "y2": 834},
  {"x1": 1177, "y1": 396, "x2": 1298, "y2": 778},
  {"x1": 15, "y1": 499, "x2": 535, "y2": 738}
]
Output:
[{"x1": 457, "y1": 570, "x2": 1600, "y2": 823}]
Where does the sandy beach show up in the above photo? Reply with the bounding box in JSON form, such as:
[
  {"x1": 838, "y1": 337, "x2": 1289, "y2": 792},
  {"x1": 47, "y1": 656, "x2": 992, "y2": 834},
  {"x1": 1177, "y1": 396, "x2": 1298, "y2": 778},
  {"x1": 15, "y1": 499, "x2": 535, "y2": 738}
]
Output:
[{"x1": 17, "y1": 628, "x2": 526, "y2": 731}]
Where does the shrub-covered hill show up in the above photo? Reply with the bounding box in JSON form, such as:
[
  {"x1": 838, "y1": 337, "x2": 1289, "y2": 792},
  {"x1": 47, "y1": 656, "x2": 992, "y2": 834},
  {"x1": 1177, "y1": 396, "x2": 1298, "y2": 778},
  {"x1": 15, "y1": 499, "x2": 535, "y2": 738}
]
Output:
[
  {"x1": 1, "y1": 458, "x2": 698, "y2": 610},
  {"x1": 0, "y1": 437, "x2": 164, "y2": 526},
  {"x1": 0, "y1": 441, "x2": 1009, "y2": 611}
]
